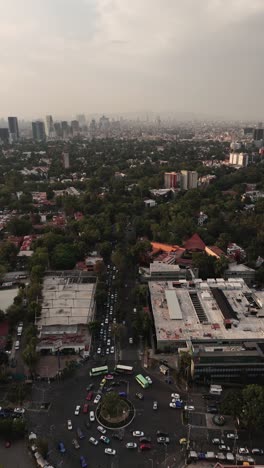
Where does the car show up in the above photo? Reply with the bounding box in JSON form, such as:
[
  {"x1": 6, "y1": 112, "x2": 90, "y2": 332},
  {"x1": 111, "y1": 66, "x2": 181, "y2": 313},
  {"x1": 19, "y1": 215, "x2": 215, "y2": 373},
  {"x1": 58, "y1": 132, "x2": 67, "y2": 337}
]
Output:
[
  {"x1": 100, "y1": 435, "x2": 110, "y2": 444},
  {"x1": 89, "y1": 437, "x2": 98, "y2": 446},
  {"x1": 77, "y1": 427, "x2": 85, "y2": 440},
  {"x1": 239, "y1": 447, "x2": 249, "y2": 455},
  {"x1": 72, "y1": 438, "x2": 80, "y2": 449},
  {"x1": 184, "y1": 405, "x2": 195, "y2": 411},
  {"x1": 105, "y1": 374, "x2": 114, "y2": 380},
  {"x1": 179, "y1": 438, "x2": 187, "y2": 445},
  {"x1": 75, "y1": 405, "x2": 81, "y2": 415},
  {"x1": 105, "y1": 448, "x2": 116, "y2": 455},
  {"x1": 126, "y1": 442, "x2": 138, "y2": 449},
  {"x1": 13, "y1": 407, "x2": 25, "y2": 414},
  {"x1": 129, "y1": 337, "x2": 133, "y2": 344},
  {"x1": 97, "y1": 425, "x2": 106, "y2": 434},
  {"x1": 252, "y1": 448, "x2": 263, "y2": 455},
  {"x1": 80, "y1": 455, "x2": 88, "y2": 468},
  {"x1": 219, "y1": 445, "x2": 231, "y2": 451},
  {"x1": 83, "y1": 404, "x2": 88, "y2": 414},
  {"x1": 110, "y1": 346, "x2": 115, "y2": 353},
  {"x1": 140, "y1": 436, "x2": 151, "y2": 443},
  {"x1": 85, "y1": 420, "x2": 91, "y2": 429},
  {"x1": 136, "y1": 393, "x2": 144, "y2": 400},
  {"x1": 145, "y1": 376, "x2": 152, "y2": 384},
  {"x1": 86, "y1": 391, "x2": 93, "y2": 401},
  {"x1": 113, "y1": 432, "x2": 123, "y2": 441},
  {"x1": 207, "y1": 406, "x2": 218, "y2": 414},
  {"x1": 153, "y1": 401, "x2": 158, "y2": 410},
  {"x1": 58, "y1": 442, "x2": 66, "y2": 453},
  {"x1": 107, "y1": 339, "x2": 111, "y2": 346},
  {"x1": 106, "y1": 348, "x2": 110, "y2": 354},
  {"x1": 67, "y1": 419, "x2": 73, "y2": 430},
  {"x1": 212, "y1": 438, "x2": 224, "y2": 445},
  {"x1": 140, "y1": 443, "x2": 151, "y2": 451},
  {"x1": 171, "y1": 393, "x2": 180, "y2": 399},
  {"x1": 157, "y1": 431, "x2": 169, "y2": 437},
  {"x1": 94, "y1": 394, "x2": 101, "y2": 404},
  {"x1": 97, "y1": 348, "x2": 101, "y2": 354},
  {"x1": 157, "y1": 437, "x2": 170, "y2": 444},
  {"x1": 89, "y1": 411, "x2": 95, "y2": 422},
  {"x1": 119, "y1": 391, "x2": 127, "y2": 398},
  {"x1": 133, "y1": 431, "x2": 144, "y2": 437},
  {"x1": 15, "y1": 341, "x2": 20, "y2": 350},
  {"x1": 226, "y1": 433, "x2": 238, "y2": 440},
  {"x1": 169, "y1": 402, "x2": 178, "y2": 409}
]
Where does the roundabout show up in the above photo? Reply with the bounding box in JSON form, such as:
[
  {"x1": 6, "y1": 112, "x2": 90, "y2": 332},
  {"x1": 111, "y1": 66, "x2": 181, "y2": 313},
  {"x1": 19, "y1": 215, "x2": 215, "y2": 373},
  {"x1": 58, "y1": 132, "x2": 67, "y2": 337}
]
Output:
[{"x1": 96, "y1": 392, "x2": 135, "y2": 429}]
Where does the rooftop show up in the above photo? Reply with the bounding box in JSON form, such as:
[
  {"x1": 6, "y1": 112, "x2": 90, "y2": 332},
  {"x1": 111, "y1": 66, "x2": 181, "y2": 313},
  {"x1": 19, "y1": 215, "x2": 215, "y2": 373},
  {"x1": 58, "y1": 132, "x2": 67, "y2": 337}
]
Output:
[
  {"x1": 149, "y1": 279, "x2": 264, "y2": 344},
  {"x1": 38, "y1": 275, "x2": 96, "y2": 327},
  {"x1": 184, "y1": 233, "x2": 206, "y2": 251}
]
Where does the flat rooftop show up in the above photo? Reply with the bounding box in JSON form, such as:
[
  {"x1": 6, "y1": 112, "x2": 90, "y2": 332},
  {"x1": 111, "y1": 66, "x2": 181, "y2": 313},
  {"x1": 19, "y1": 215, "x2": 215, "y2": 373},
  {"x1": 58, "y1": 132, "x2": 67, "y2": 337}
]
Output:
[
  {"x1": 149, "y1": 280, "x2": 264, "y2": 344},
  {"x1": 38, "y1": 275, "x2": 96, "y2": 327}
]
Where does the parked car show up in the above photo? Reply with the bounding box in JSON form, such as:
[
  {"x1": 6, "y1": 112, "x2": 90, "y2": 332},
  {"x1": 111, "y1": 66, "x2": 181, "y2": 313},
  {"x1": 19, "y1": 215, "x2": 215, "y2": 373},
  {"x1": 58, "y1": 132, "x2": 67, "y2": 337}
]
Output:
[
  {"x1": 100, "y1": 435, "x2": 110, "y2": 444},
  {"x1": 105, "y1": 448, "x2": 116, "y2": 455},
  {"x1": 86, "y1": 392, "x2": 93, "y2": 401},
  {"x1": 89, "y1": 437, "x2": 98, "y2": 446},
  {"x1": 79, "y1": 455, "x2": 88, "y2": 468},
  {"x1": 97, "y1": 425, "x2": 106, "y2": 434},
  {"x1": 72, "y1": 438, "x2": 80, "y2": 449},
  {"x1": 94, "y1": 395, "x2": 101, "y2": 404},
  {"x1": 126, "y1": 442, "x2": 137, "y2": 449},
  {"x1": 58, "y1": 442, "x2": 66, "y2": 453}
]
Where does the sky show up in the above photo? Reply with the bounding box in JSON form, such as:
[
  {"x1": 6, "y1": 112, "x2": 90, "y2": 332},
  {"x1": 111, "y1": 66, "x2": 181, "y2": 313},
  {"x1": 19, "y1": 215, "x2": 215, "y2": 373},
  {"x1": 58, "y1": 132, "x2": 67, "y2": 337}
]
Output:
[{"x1": 0, "y1": 0, "x2": 264, "y2": 120}]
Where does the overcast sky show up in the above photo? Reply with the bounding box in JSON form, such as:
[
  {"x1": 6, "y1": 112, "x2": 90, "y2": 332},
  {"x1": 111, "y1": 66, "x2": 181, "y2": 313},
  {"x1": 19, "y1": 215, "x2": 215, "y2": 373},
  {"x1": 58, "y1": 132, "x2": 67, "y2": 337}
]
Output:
[{"x1": 1, "y1": 0, "x2": 264, "y2": 120}]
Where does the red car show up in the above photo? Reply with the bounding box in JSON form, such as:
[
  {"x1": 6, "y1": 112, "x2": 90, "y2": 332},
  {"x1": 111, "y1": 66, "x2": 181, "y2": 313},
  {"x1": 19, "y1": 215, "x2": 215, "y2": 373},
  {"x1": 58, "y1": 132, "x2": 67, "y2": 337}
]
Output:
[
  {"x1": 105, "y1": 374, "x2": 114, "y2": 380},
  {"x1": 86, "y1": 392, "x2": 93, "y2": 401},
  {"x1": 140, "y1": 443, "x2": 151, "y2": 451},
  {"x1": 83, "y1": 404, "x2": 89, "y2": 414}
]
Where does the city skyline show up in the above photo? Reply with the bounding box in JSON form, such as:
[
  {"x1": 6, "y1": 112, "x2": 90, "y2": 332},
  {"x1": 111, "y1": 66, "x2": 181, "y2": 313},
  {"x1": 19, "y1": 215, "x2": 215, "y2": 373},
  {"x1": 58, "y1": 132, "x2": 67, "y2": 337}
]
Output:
[{"x1": 1, "y1": 0, "x2": 264, "y2": 119}]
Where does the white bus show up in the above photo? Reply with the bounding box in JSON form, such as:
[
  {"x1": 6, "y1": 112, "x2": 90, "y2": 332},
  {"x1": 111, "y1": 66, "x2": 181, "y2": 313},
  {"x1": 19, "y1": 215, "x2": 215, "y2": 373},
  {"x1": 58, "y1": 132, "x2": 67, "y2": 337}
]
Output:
[{"x1": 114, "y1": 364, "x2": 133, "y2": 374}]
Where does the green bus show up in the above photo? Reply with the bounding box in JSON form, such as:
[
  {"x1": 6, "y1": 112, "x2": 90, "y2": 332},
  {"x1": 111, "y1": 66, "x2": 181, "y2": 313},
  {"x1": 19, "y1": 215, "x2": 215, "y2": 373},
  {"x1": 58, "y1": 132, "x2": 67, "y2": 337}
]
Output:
[
  {"x1": 89, "y1": 365, "x2": 108, "y2": 377},
  {"x1": 135, "y1": 374, "x2": 149, "y2": 389}
]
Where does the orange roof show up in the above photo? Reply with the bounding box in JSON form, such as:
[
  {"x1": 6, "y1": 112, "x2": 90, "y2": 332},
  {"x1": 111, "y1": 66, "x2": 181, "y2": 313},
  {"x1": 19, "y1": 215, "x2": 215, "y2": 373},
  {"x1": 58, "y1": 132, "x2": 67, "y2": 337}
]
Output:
[
  {"x1": 151, "y1": 242, "x2": 179, "y2": 253},
  {"x1": 184, "y1": 233, "x2": 206, "y2": 251}
]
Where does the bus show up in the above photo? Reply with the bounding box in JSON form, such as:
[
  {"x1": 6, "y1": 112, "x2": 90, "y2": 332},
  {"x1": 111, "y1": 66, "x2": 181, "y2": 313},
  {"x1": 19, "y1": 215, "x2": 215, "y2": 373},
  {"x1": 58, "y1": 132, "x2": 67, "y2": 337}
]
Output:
[
  {"x1": 135, "y1": 374, "x2": 149, "y2": 389},
  {"x1": 89, "y1": 365, "x2": 108, "y2": 377},
  {"x1": 114, "y1": 364, "x2": 133, "y2": 374}
]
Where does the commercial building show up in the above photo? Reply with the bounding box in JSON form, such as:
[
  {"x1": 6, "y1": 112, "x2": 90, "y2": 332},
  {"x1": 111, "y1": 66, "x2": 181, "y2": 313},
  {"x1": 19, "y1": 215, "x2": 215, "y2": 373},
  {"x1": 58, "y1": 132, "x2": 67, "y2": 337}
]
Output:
[
  {"x1": 253, "y1": 127, "x2": 264, "y2": 141},
  {"x1": 32, "y1": 121, "x2": 46, "y2": 141},
  {"x1": 36, "y1": 272, "x2": 96, "y2": 354},
  {"x1": 224, "y1": 263, "x2": 255, "y2": 285},
  {"x1": 45, "y1": 115, "x2": 54, "y2": 137},
  {"x1": 149, "y1": 278, "x2": 264, "y2": 352},
  {"x1": 0, "y1": 128, "x2": 9, "y2": 144},
  {"x1": 229, "y1": 152, "x2": 248, "y2": 167},
  {"x1": 8, "y1": 116, "x2": 19, "y2": 141}
]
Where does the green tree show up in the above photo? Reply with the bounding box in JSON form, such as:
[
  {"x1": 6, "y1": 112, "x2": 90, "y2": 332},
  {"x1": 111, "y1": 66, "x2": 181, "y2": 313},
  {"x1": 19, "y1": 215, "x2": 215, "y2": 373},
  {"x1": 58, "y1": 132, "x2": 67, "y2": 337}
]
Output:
[
  {"x1": 22, "y1": 338, "x2": 39, "y2": 373},
  {"x1": 221, "y1": 389, "x2": 243, "y2": 419},
  {"x1": 7, "y1": 217, "x2": 32, "y2": 236},
  {"x1": 51, "y1": 244, "x2": 77, "y2": 269}
]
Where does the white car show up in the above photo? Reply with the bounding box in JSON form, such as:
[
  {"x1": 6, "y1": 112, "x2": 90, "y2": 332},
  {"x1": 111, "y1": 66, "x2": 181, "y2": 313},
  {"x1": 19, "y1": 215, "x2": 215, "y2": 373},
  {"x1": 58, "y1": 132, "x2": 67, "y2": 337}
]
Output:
[
  {"x1": 169, "y1": 402, "x2": 177, "y2": 409},
  {"x1": 227, "y1": 433, "x2": 238, "y2": 440},
  {"x1": 14, "y1": 407, "x2": 25, "y2": 414},
  {"x1": 74, "y1": 405, "x2": 81, "y2": 415},
  {"x1": 184, "y1": 405, "x2": 195, "y2": 411},
  {"x1": 97, "y1": 348, "x2": 101, "y2": 354},
  {"x1": 171, "y1": 393, "x2": 180, "y2": 399},
  {"x1": 67, "y1": 419, "x2": 73, "y2": 430},
  {"x1": 239, "y1": 448, "x2": 249, "y2": 455},
  {"x1": 105, "y1": 448, "x2": 116, "y2": 455},
  {"x1": 89, "y1": 437, "x2": 98, "y2": 446},
  {"x1": 94, "y1": 394, "x2": 101, "y2": 404},
  {"x1": 153, "y1": 401, "x2": 158, "y2": 410},
  {"x1": 133, "y1": 431, "x2": 144, "y2": 437},
  {"x1": 145, "y1": 376, "x2": 152, "y2": 385},
  {"x1": 129, "y1": 337, "x2": 133, "y2": 344},
  {"x1": 126, "y1": 442, "x2": 137, "y2": 449},
  {"x1": 110, "y1": 346, "x2": 114, "y2": 353},
  {"x1": 89, "y1": 411, "x2": 95, "y2": 422},
  {"x1": 97, "y1": 425, "x2": 106, "y2": 434}
]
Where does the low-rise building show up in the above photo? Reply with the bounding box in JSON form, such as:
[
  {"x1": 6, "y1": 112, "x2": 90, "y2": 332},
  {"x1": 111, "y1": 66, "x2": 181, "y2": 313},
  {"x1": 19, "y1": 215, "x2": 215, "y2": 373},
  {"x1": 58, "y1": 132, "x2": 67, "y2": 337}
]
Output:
[{"x1": 225, "y1": 262, "x2": 255, "y2": 285}]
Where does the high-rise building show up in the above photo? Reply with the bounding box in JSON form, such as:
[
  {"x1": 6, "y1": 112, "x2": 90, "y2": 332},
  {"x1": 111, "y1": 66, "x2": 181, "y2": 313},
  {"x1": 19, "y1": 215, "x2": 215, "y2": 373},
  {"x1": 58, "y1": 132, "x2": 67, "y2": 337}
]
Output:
[
  {"x1": 61, "y1": 121, "x2": 69, "y2": 138},
  {"x1": 8, "y1": 116, "x2": 19, "y2": 142},
  {"x1": 229, "y1": 152, "x2": 248, "y2": 167},
  {"x1": 164, "y1": 172, "x2": 181, "y2": 189},
  {"x1": 0, "y1": 128, "x2": 9, "y2": 144},
  {"x1": 253, "y1": 128, "x2": 264, "y2": 141},
  {"x1": 71, "y1": 120, "x2": 80, "y2": 134},
  {"x1": 180, "y1": 170, "x2": 189, "y2": 190},
  {"x1": 54, "y1": 122, "x2": 63, "y2": 138},
  {"x1": 32, "y1": 121, "x2": 46, "y2": 141},
  {"x1": 76, "y1": 114, "x2": 86, "y2": 126},
  {"x1": 45, "y1": 115, "x2": 54, "y2": 137},
  {"x1": 62, "y1": 152, "x2": 70, "y2": 169},
  {"x1": 180, "y1": 170, "x2": 198, "y2": 190}
]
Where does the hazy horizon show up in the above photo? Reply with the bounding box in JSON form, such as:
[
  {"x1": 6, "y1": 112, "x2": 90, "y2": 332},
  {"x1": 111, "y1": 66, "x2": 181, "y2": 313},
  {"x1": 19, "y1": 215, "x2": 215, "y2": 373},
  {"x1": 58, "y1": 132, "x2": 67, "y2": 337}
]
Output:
[{"x1": 1, "y1": 0, "x2": 264, "y2": 120}]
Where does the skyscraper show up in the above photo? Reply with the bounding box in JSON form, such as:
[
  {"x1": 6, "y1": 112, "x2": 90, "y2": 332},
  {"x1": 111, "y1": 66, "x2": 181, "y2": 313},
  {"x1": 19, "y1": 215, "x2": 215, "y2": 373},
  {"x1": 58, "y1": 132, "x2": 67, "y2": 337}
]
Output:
[
  {"x1": 45, "y1": 115, "x2": 54, "y2": 137},
  {"x1": 8, "y1": 116, "x2": 19, "y2": 142},
  {"x1": 32, "y1": 121, "x2": 46, "y2": 141},
  {"x1": 71, "y1": 120, "x2": 80, "y2": 134},
  {"x1": 0, "y1": 128, "x2": 9, "y2": 144}
]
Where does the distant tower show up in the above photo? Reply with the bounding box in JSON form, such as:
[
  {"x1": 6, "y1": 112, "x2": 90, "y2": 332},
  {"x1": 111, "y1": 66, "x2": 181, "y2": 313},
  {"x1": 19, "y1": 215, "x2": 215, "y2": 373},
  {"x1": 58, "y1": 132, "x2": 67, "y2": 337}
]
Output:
[
  {"x1": 32, "y1": 121, "x2": 46, "y2": 141},
  {"x1": 62, "y1": 152, "x2": 70, "y2": 169},
  {"x1": 8, "y1": 116, "x2": 19, "y2": 142},
  {"x1": 45, "y1": 115, "x2": 54, "y2": 137}
]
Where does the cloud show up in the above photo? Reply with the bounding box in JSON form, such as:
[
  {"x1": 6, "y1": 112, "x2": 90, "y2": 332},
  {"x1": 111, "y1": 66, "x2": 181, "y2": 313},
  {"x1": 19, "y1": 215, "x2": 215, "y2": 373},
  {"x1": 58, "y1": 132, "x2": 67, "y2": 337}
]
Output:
[{"x1": 0, "y1": 0, "x2": 264, "y2": 118}]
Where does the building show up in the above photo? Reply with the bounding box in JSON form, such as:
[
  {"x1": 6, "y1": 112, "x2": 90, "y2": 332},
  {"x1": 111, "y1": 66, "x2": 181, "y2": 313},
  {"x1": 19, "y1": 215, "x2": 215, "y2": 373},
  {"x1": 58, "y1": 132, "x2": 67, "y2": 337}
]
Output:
[
  {"x1": 32, "y1": 121, "x2": 46, "y2": 141},
  {"x1": 71, "y1": 120, "x2": 80, "y2": 134},
  {"x1": 180, "y1": 170, "x2": 198, "y2": 190},
  {"x1": 62, "y1": 152, "x2": 70, "y2": 169},
  {"x1": 229, "y1": 152, "x2": 248, "y2": 167},
  {"x1": 8, "y1": 116, "x2": 19, "y2": 141},
  {"x1": 36, "y1": 272, "x2": 96, "y2": 354},
  {"x1": 0, "y1": 128, "x2": 9, "y2": 144},
  {"x1": 224, "y1": 263, "x2": 255, "y2": 285},
  {"x1": 144, "y1": 199, "x2": 156, "y2": 208},
  {"x1": 164, "y1": 172, "x2": 181, "y2": 189},
  {"x1": 253, "y1": 127, "x2": 264, "y2": 141},
  {"x1": 142, "y1": 261, "x2": 188, "y2": 281},
  {"x1": 61, "y1": 121, "x2": 70, "y2": 137},
  {"x1": 54, "y1": 122, "x2": 62, "y2": 138},
  {"x1": 45, "y1": 115, "x2": 54, "y2": 137},
  {"x1": 148, "y1": 278, "x2": 264, "y2": 353},
  {"x1": 76, "y1": 114, "x2": 86, "y2": 126}
]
